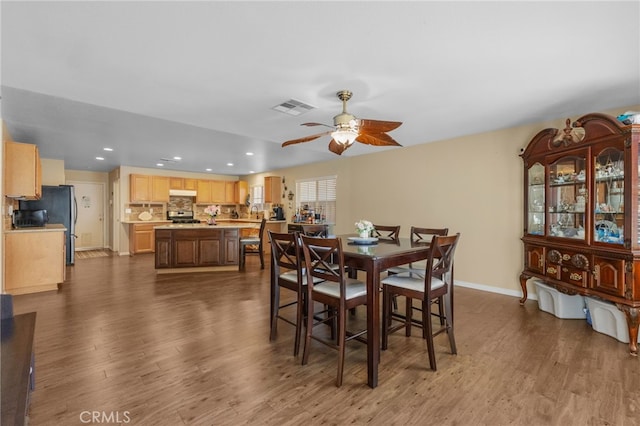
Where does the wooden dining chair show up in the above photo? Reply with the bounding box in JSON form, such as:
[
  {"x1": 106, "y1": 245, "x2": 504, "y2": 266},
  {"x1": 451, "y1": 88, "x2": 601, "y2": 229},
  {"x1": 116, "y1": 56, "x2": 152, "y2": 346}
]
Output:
[
  {"x1": 300, "y1": 224, "x2": 328, "y2": 238},
  {"x1": 299, "y1": 235, "x2": 368, "y2": 387},
  {"x1": 381, "y1": 233, "x2": 460, "y2": 371},
  {"x1": 268, "y1": 231, "x2": 325, "y2": 356},
  {"x1": 387, "y1": 227, "x2": 449, "y2": 327},
  {"x1": 240, "y1": 218, "x2": 266, "y2": 269},
  {"x1": 373, "y1": 224, "x2": 401, "y2": 242}
]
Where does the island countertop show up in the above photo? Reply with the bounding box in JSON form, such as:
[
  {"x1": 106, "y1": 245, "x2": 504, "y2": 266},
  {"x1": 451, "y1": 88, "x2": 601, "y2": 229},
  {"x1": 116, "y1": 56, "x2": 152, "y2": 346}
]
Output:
[{"x1": 153, "y1": 223, "x2": 258, "y2": 230}]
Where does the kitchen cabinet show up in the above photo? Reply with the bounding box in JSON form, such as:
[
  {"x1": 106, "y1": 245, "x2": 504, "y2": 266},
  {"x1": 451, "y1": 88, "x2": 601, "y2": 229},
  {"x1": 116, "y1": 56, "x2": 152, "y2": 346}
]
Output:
[
  {"x1": 235, "y1": 181, "x2": 248, "y2": 204},
  {"x1": 225, "y1": 181, "x2": 236, "y2": 203},
  {"x1": 4, "y1": 141, "x2": 42, "y2": 200},
  {"x1": 196, "y1": 180, "x2": 212, "y2": 203},
  {"x1": 170, "y1": 177, "x2": 197, "y2": 190},
  {"x1": 264, "y1": 176, "x2": 281, "y2": 203},
  {"x1": 196, "y1": 180, "x2": 232, "y2": 204},
  {"x1": 129, "y1": 223, "x2": 158, "y2": 254},
  {"x1": 520, "y1": 113, "x2": 640, "y2": 355},
  {"x1": 4, "y1": 226, "x2": 65, "y2": 295},
  {"x1": 129, "y1": 174, "x2": 170, "y2": 202},
  {"x1": 169, "y1": 177, "x2": 184, "y2": 190},
  {"x1": 211, "y1": 181, "x2": 226, "y2": 203}
]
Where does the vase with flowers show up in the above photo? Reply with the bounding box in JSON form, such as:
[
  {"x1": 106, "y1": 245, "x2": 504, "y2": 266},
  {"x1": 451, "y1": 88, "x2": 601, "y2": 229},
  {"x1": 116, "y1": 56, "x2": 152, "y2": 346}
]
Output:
[
  {"x1": 204, "y1": 204, "x2": 221, "y2": 225},
  {"x1": 355, "y1": 219, "x2": 374, "y2": 238}
]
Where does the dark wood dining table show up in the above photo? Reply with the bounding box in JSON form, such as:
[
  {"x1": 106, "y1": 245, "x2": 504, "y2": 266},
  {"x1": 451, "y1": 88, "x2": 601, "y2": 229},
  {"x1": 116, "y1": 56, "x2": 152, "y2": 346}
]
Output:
[{"x1": 337, "y1": 234, "x2": 431, "y2": 388}]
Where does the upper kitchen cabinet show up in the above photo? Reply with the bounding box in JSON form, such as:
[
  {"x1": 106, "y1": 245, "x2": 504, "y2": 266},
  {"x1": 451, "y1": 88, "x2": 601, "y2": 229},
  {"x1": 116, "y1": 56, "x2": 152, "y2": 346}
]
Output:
[
  {"x1": 196, "y1": 180, "x2": 212, "y2": 204},
  {"x1": 235, "y1": 181, "x2": 248, "y2": 204},
  {"x1": 224, "y1": 181, "x2": 236, "y2": 204},
  {"x1": 196, "y1": 180, "x2": 228, "y2": 204},
  {"x1": 4, "y1": 141, "x2": 42, "y2": 199},
  {"x1": 211, "y1": 181, "x2": 226, "y2": 203},
  {"x1": 264, "y1": 176, "x2": 281, "y2": 204},
  {"x1": 129, "y1": 174, "x2": 170, "y2": 202},
  {"x1": 170, "y1": 177, "x2": 197, "y2": 190}
]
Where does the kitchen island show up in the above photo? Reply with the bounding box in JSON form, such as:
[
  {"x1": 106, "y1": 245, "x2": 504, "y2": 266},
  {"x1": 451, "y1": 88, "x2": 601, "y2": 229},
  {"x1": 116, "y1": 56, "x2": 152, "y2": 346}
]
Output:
[{"x1": 154, "y1": 223, "x2": 257, "y2": 273}]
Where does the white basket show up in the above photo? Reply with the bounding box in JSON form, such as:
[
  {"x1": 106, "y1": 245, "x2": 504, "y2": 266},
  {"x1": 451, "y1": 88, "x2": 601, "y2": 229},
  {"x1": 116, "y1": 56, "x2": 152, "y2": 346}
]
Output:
[
  {"x1": 585, "y1": 297, "x2": 639, "y2": 343},
  {"x1": 533, "y1": 280, "x2": 586, "y2": 319}
]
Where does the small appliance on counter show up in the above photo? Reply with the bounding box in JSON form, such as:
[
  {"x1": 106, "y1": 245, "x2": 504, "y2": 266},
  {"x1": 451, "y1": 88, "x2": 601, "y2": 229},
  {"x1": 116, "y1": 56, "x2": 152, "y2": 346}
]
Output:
[
  {"x1": 271, "y1": 206, "x2": 285, "y2": 221},
  {"x1": 12, "y1": 209, "x2": 49, "y2": 228},
  {"x1": 167, "y1": 211, "x2": 201, "y2": 223}
]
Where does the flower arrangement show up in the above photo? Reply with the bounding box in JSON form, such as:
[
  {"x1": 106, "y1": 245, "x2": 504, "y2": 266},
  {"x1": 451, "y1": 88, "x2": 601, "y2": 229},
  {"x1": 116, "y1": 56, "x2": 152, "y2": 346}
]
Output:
[
  {"x1": 204, "y1": 205, "x2": 221, "y2": 217},
  {"x1": 355, "y1": 219, "x2": 374, "y2": 237}
]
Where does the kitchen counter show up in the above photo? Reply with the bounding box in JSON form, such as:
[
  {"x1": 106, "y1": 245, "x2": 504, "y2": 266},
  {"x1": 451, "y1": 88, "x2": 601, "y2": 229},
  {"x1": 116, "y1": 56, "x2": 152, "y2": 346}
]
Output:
[
  {"x1": 121, "y1": 220, "x2": 171, "y2": 224},
  {"x1": 4, "y1": 223, "x2": 67, "y2": 233},
  {"x1": 154, "y1": 223, "x2": 258, "y2": 230}
]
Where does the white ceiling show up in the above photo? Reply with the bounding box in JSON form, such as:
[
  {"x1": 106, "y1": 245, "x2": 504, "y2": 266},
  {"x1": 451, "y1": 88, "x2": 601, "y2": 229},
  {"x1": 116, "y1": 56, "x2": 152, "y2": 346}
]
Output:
[{"x1": 1, "y1": 1, "x2": 639, "y2": 176}]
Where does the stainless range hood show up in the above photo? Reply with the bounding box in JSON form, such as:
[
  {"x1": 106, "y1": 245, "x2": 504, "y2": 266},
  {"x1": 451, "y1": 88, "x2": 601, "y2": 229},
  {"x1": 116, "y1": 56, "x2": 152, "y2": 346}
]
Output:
[{"x1": 169, "y1": 189, "x2": 197, "y2": 197}]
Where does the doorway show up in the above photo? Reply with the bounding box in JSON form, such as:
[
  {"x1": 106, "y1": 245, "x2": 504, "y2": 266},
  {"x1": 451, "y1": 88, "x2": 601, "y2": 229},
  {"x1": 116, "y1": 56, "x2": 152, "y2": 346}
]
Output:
[{"x1": 68, "y1": 181, "x2": 106, "y2": 251}]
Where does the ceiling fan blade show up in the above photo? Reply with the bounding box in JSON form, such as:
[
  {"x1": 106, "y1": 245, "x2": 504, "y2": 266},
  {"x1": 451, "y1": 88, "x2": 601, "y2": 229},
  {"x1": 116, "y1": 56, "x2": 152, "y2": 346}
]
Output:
[
  {"x1": 328, "y1": 139, "x2": 349, "y2": 155},
  {"x1": 282, "y1": 131, "x2": 331, "y2": 147},
  {"x1": 356, "y1": 132, "x2": 402, "y2": 147},
  {"x1": 301, "y1": 122, "x2": 334, "y2": 129},
  {"x1": 358, "y1": 119, "x2": 402, "y2": 133}
]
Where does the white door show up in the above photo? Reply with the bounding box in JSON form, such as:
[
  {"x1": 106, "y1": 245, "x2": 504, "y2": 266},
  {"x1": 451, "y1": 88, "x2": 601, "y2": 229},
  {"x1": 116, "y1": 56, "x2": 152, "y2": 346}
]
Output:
[{"x1": 70, "y1": 181, "x2": 105, "y2": 250}]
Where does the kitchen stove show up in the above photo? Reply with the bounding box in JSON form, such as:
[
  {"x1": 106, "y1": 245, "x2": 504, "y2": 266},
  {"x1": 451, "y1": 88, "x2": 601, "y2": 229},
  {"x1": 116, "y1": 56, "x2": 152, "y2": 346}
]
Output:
[{"x1": 167, "y1": 211, "x2": 201, "y2": 224}]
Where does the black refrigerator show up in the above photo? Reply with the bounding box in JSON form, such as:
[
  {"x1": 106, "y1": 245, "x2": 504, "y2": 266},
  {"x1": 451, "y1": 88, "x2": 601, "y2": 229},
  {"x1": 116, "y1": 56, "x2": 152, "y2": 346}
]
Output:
[{"x1": 20, "y1": 185, "x2": 77, "y2": 265}]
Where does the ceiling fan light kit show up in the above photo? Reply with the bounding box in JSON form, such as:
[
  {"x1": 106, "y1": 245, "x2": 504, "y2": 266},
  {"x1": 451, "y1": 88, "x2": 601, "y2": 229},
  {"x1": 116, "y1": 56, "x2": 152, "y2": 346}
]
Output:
[{"x1": 281, "y1": 90, "x2": 403, "y2": 155}]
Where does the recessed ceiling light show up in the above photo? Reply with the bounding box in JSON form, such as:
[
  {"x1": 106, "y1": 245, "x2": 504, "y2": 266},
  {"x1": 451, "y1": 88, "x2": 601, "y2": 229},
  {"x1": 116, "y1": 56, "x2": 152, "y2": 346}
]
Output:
[
  {"x1": 156, "y1": 163, "x2": 164, "y2": 167},
  {"x1": 246, "y1": 152, "x2": 254, "y2": 156},
  {"x1": 206, "y1": 168, "x2": 212, "y2": 172},
  {"x1": 227, "y1": 163, "x2": 234, "y2": 166},
  {"x1": 173, "y1": 156, "x2": 182, "y2": 160},
  {"x1": 249, "y1": 170, "x2": 255, "y2": 174},
  {"x1": 95, "y1": 157, "x2": 104, "y2": 160},
  {"x1": 103, "y1": 147, "x2": 113, "y2": 152}
]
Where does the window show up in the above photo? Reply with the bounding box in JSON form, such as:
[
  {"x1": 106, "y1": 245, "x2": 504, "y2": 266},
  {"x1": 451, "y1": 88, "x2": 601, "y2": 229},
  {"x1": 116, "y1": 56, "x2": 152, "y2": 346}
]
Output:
[
  {"x1": 296, "y1": 176, "x2": 337, "y2": 223},
  {"x1": 250, "y1": 185, "x2": 264, "y2": 210}
]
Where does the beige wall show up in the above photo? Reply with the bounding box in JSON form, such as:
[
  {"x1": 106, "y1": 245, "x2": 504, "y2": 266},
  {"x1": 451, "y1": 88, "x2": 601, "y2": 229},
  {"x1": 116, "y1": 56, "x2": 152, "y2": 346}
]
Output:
[
  {"x1": 36, "y1": 106, "x2": 640, "y2": 296},
  {"x1": 41, "y1": 158, "x2": 66, "y2": 185},
  {"x1": 254, "y1": 106, "x2": 640, "y2": 298}
]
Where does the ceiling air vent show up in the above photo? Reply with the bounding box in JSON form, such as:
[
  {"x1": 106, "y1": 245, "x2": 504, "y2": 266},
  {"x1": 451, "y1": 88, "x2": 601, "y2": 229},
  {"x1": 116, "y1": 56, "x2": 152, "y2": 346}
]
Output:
[{"x1": 272, "y1": 99, "x2": 316, "y2": 116}]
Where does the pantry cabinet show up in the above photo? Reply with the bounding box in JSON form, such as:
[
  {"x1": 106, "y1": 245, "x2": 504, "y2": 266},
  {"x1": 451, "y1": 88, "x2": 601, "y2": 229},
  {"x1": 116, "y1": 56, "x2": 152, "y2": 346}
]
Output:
[{"x1": 520, "y1": 113, "x2": 640, "y2": 355}]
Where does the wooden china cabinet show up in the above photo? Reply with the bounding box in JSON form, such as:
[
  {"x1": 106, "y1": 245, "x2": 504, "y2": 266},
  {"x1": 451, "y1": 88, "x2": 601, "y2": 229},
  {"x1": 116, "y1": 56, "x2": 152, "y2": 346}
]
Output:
[{"x1": 520, "y1": 113, "x2": 640, "y2": 355}]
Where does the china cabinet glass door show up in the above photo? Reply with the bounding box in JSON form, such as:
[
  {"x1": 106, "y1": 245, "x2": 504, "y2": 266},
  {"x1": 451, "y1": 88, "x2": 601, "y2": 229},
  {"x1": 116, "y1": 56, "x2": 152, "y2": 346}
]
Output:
[
  {"x1": 548, "y1": 154, "x2": 586, "y2": 240},
  {"x1": 527, "y1": 163, "x2": 545, "y2": 235},
  {"x1": 594, "y1": 147, "x2": 624, "y2": 245}
]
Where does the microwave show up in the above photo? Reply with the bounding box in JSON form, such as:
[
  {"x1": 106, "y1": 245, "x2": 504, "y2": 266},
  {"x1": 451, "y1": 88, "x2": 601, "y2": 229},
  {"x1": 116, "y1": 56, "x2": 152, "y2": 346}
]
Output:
[{"x1": 13, "y1": 209, "x2": 49, "y2": 228}]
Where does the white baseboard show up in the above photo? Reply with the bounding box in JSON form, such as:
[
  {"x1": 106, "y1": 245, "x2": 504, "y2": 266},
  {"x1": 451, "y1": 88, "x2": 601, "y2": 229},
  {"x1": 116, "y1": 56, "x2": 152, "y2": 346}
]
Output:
[{"x1": 455, "y1": 279, "x2": 538, "y2": 301}]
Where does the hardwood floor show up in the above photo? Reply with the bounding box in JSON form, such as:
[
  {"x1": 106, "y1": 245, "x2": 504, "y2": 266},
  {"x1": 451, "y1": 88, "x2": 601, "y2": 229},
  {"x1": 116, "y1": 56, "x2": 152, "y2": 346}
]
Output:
[{"x1": 11, "y1": 253, "x2": 640, "y2": 425}]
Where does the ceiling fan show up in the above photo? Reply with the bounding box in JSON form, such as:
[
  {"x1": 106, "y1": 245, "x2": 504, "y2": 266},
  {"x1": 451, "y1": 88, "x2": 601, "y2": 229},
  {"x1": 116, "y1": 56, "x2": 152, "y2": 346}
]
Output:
[{"x1": 281, "y1": 90, "x2": 403, "y2": 155}]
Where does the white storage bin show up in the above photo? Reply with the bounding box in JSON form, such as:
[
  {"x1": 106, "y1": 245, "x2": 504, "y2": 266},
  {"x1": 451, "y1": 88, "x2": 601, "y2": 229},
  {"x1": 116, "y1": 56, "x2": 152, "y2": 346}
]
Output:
[
  {"x1": 533, "y1": 280, "x2": 586, "y2": 319},
  {"x1": 585, "y1": 297, "x2": 639, "y2": 343}
]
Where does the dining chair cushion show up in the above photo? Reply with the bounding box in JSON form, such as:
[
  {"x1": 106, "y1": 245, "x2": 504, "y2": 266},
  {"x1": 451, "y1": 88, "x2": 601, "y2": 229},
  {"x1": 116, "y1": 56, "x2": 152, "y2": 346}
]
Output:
[
  {"x1": 280, "y1": 270, "x2": 325, "y2": 285},
  {"x1": 387, "y1": 261, "x2": 427, "y2": 275},
  {"x1": 381, "y1": 272, "x2": 445, "y2": 292},
  {"x1": 313, "y1": 279, "x2": 367, "y2": 300},
  {"x1": 240, "y1": 237, "x2": 261, "y2": 243}
]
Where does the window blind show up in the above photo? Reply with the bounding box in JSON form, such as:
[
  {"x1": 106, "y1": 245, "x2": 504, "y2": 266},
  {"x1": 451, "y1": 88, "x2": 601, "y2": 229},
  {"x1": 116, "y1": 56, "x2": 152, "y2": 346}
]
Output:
[{"x1": 296, "y1": 176, "x2": 337, "y2": 223}]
